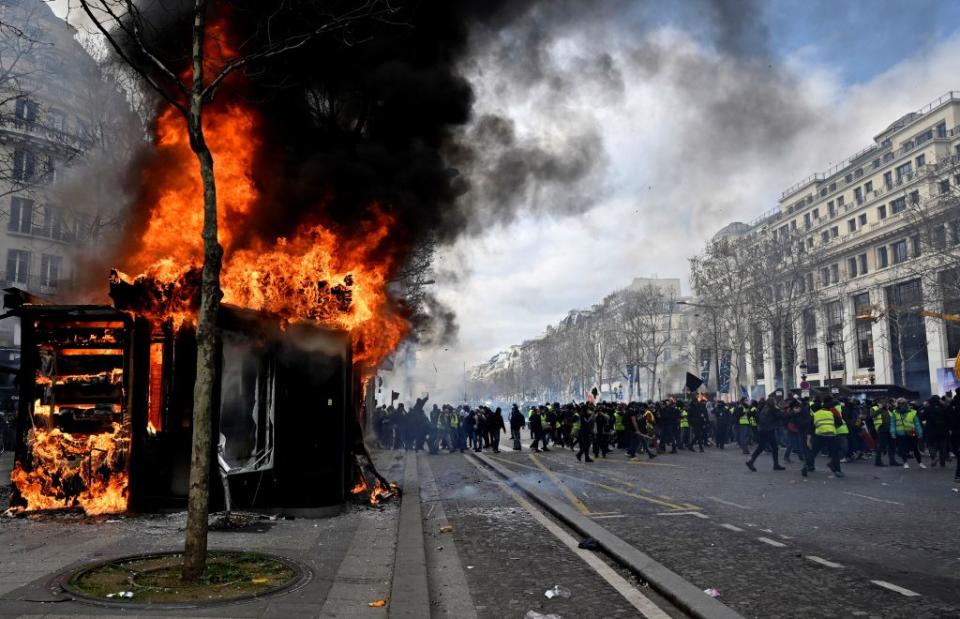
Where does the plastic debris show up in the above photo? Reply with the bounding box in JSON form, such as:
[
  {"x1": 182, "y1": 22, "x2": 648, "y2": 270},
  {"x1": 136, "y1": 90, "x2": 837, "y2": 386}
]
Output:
[
  {"x1": 439, "y1": 525, "x2": 454, "y2": 533},
  {"x1": 577, "y1": 537, "x2": 600, "y2": 550},
  {"x1": 525, "y1": 612, "x2": 562, "y2": 619},
  {"x1": 544, "y1": 585, "x2": 571, "y2": 599},
  {"x1": 106, "y1": 591, "x2": 134, "y2": 599},
  {"x1": 251, "y1": 577, "x2": 269, "y2": 584},
  {"x1": 703, "y1": 588, "x2": 721, "y2": 598},
  {"x1": 368, "y1": 599, "x2": 387, "y2": 607}
]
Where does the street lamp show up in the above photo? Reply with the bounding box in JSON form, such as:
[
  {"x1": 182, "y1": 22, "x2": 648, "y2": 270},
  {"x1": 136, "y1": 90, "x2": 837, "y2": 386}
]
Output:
[
  {"x1": 868, "y1": 366, "x2": 876, "y2": 385},
  {"x1": 798, "y1": 360, "x2": 808, "y2": 383}
]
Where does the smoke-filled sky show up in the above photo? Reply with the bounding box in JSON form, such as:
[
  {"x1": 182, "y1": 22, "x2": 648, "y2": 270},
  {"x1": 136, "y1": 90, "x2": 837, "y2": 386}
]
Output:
[
  {"x1": 413, "y1": 0, "x2": 960, "y2": 401},
  {"x1": 49, "y1": 0, "x2": 960, "y2": 402}
]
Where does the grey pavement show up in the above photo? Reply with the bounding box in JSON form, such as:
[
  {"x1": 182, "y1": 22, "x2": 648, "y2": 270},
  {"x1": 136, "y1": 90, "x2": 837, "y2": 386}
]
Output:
[
  {"x1": 480, "y1": 439, "x2": 960, "y2": 618},
  {"x1": 0, "y1": 451, "x2": 404, "y2": 619}
]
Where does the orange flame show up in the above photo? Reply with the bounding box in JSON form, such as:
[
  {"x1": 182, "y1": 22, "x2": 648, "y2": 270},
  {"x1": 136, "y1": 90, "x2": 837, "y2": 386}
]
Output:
[
  {"x1": 11, "y1": 423, "x2": 129, "y2": 515},
  {"x1": 123, "y1": 71, "x2": 407, "y2": 369}
]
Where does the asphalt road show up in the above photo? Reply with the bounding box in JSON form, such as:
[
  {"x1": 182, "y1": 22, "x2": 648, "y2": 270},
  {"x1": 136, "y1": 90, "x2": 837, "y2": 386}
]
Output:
[{"x1": 459, "y1": 438, "x2": 960, "y2": 618}]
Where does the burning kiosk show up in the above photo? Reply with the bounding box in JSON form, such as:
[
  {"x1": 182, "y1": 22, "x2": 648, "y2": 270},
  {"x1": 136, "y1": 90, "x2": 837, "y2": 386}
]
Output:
[{"x1": 6, "y1": 280, "x2": 357, "y2": 516}]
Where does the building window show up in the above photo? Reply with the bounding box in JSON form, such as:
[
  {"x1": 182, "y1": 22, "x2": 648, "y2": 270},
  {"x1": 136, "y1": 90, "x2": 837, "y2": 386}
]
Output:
[
  {"x1": 895, "y1": 162, "x2": 913, "y2": 183},
  {"x1": 890, "y1": 197, "x2": 906, "y2": 214},
  {"x1": 820, "y1": 267, "x2": 830, "y2": 286},
  {"x1": 892, "y1": 239, "x2": 908, "y2": 264},
  {"x1": 821, "y1": 231, "x2": 829, "y2": 243},
  {"x1": 884, "y1": 171, "x2": 893, "y2": 189},
  {"x1": 909, "y1": 190, "x2": 920, "y2": 205},
  {"x1": 853, "y1": 292, "x2": 875, "y2": 368},
  {"x1": 858, "y1": 253, "x2": 867, "y2": 275},
  {"x1": 877, "y1": 204, "x2": 887, "y2": 219},
  {"x1": 12, "y1": 149, "x2": 36, "y2": 182},
  {"x1": 854, "y1": 187, "x2": 863, "y2": 204},
  {"x1": 837, "y1": 195, "x2": 845, "y2": 206},
  {"x1": 940, "y1": 179, "x2": 950, "y2": 195},
  {"x1": 911, "y1": 234, "x2": 922, "y2": 258},
  {"x1": 9, "y1": 197, "x2": 33, "y2": 234},
  {"x1": 5, "y1": 250, "x2": 30, "y2": 284},
  {"x1": 829, "y1": 182, "x2": 837, "y2": 192},
  {"x1": 847, "y1": 257, "x2": 858, "y2": 278},
  {"x1": 32, "y1": 206, "x2": 52, "y2": 237},
  {"x1": 858, "y1": 213, "x2": 867, "y2": 227},
  {"x1": 877, "y1": 246, "x2": 888, "y2": 268},
  {"x1": 827, "y1": 200, "x2": 835, "y2": 217},
  {"x1": 40, "y1": 254, "x2": 61, "y2": 288},
  {"x1": 830, "y1": 263, "x2": 839, "y2": 284},
  {"x1": 806, "y1": 272, "x2": 814, "y2": 291},
  {"x1": 950, "y1": 220, "x2": 960, "y2": 245},
  {"x1": 803, "y1": 309, "x2": 819, "y2": 374},
  {"x1": 825, "y1": 300, "x2": 844, "y2": 371},
  {"x1": 848, "y1": 218, "x2": 856, "y2": 232},
  {"x1": 813, "y1": 208, "x2": 819, "y2": 219},
  {"x1": 885, "y1": 279, "x2": 927, "y2": 393},
  {"x1": 831, "y1": 226, "x2": 839, "y2": 238},
  {"x1": 804, "y1": 213, "x2": 811, "y2": 229},
  {"x1": 864, "y1": 180, "x2": 873, "y2": 194},
  {"x1": 916, "y1": 154, "x2": 926, "y2": 168},
  {"x1": 14, "y1": 98, "x2": 38, "y2": 124},
  {"x1": 933, "y1": 224, "x2": 947, "y2": 250},
  {"x1": 943, "y1": 270, "x2": 960, "y2": 356}
]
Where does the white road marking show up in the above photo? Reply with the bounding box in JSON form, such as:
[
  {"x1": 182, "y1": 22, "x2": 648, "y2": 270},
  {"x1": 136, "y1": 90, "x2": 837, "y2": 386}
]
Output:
[
  {"x1": 870, "y1": 580, "x2": 920, "y2": 597},
  {"x1": 757, "y1": 537, "x2": 787, "y2": 548},
  {"x1": 707, "y1": 496, "x2": 753, "y2": 510},
  {"x1": 719, "y1": 523, "x2": 744, "y2": 532},
  {"x1": 656, "y1": 511, "x2": 710, "y2": 519},
  {"x1": 590, "y1": 513, "x2": 628, "y2": 520},
  {"x1": 467, "y1": 456, "x2": 673, "y2": 619},
  {"x1": 807, "y1": 556, "x2": 843, "y2": 568},
  {"x1": 843, "y1": 492, "x2": 905, "y2": 506}
]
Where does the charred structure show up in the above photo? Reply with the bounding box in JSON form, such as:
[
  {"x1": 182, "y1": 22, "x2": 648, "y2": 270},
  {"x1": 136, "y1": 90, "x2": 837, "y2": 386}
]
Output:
[{"x1": 6, "y1": 286, "x2": 356, "y2": 516}]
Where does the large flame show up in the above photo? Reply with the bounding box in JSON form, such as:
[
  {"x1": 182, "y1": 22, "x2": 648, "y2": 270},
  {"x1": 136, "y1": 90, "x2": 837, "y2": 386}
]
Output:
[
  {"x1": 124, "y1": 71, "x2": 406, "y2": 368},
  {"x1": 11, "y1": 423, "x2": 128, "y2": 515}
]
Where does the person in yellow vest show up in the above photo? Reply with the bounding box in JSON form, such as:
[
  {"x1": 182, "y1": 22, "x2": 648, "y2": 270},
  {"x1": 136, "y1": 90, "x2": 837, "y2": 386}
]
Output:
[
  {"x1": 613, "y1": 407, "x2": 626, "y2": 450},
  {"x1": 801, "y1": 398, "x2": 844, "y2": 478},
  {"x1": 871, "y1": 400, "x2": 899, "y2": 467},
  {"x1": 890, "y1": 398, "x2": 925, "y2": 469},
  {"x1": 736, "y1": 399, "x2": 752, "y2": 454},
  {"x1": 679, "y1": 407, "x2": 691, "y2": 450},
  {"x1": 835, "y1": 401, "x2": 850, "y2": 463}
]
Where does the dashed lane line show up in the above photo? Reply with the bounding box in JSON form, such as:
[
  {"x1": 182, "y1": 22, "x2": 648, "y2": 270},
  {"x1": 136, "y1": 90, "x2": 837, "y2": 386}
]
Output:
[
  {"x1": 589, "y1": 513, "x2": 627, "y2": 519},
  {"x1": 870, "y1": 580, "x2": 921, "y2": 597},
  {"x1": 719, "y1": 523, "x2": 744, "y2": 532},
  {"x1": 807, "y1": 556, "x2": 843, "y2": 569},
  {"x1": 707, "y1": 496, "x2": 753, "y2": 510},
  {"x1": 842, "y1": 491, "x2": 905, "y2": 506},
  {"x1": 529, "y1": 453, "x2": 592, "y2": 515},
  {"x1": 757, "y1": 537, "x2": 787, "y2": 548},
  {"x1": 486, "y1": 453, "x2": 697, "y2": 512},
  {"x1": 656, "y1": 511, "x2": 711, "y2": 519},
  {"x1": 466, "y1": 455, "x2": 674, "y2": 619}
]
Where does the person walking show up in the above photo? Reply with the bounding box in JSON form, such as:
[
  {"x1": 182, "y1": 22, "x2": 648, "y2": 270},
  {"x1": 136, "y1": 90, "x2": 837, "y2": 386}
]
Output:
[
  {"x1": 746, "y1": 398, "x2": 786, "y2": 471},
  {"x1": 576, "y1": 404, "x2": 596, "y2": 463},
  {"x1": 530, "y1": 406, "x2": 550, "y2": 452},
  {"x1": 802, "y1": 398, "x2": 844, "y2": 478},
  {"x1": 871, "y1": 400, "x2": 899, "y2": 467},
  {"x1": 736, "y1": 399, "x2": 752, "y2": 454},
  {"x1": 891, "y1": 399, "x2": 925, "y2": 469},
  {"x1": 509, "y1": 404, "x2": 525, "y2": 451}
]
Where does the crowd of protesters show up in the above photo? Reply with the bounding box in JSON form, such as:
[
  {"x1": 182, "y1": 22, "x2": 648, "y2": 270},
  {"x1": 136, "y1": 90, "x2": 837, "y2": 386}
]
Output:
[{"x1": 373, "y1": 391, "x2": 960, "y2": 481}]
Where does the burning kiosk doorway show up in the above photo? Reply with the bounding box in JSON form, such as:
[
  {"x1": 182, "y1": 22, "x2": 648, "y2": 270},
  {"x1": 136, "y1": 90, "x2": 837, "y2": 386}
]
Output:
[{"x1": 6, "y1": 297, "x2": 355, "y2": 517}]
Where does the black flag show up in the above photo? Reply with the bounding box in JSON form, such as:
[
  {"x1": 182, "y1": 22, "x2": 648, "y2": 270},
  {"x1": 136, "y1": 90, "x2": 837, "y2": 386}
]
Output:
[
  {"x1": 685, "y1": 372, "x2": 703, "y2": 393},
  {"x1": 391, "y1": 390, "x2": 400, "y2": 403}
]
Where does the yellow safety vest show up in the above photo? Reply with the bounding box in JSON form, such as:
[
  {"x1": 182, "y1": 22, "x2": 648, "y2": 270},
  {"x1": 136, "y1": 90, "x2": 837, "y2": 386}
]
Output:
[
  {"x1": 750, "y1": 407, "x2": 758, "y2": 426},
  {"x1": 680, "y1": 410, "x2": 689, "y2": 428},
  {"x1": 738, "y1": 408, "x2": 751, "y2": 425},
  {"x1": 836, "y1": 411, "x2": 849, "y2": 435},
  {"x1": 614, "y1": 412, "x2": 625, "y2": 432},
  {"x1": 872, "y1": 406, "x2": 884, "y2": 431},
  {"x1": 893, "y1": 409, "x2": 918, "y2": 435},
  {"x1": 813, "y1": 409, "x2": 837, "y2": 436}
]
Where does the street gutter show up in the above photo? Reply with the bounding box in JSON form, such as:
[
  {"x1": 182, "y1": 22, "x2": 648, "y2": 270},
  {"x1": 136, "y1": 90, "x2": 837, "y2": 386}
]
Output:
[
  {"x1": 388, "y1": 452, "x2": 431, "y2": 618},
  {"x1": 471, "y1": 452, "x2": 744, "y2": 619}
]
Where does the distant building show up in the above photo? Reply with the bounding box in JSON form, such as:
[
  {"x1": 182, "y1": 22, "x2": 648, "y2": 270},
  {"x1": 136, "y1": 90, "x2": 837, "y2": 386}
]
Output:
[
  {"x1": 0, "y1": 0, "x2": 134, "y2": 349},
  {"x1": 697, "y1": 91, "x2": 960, "y2": 398}
]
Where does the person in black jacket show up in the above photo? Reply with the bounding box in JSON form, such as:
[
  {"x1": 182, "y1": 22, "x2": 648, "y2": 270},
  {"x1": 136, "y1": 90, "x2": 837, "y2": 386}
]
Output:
[
  {"x1": 490, "y1": 407, "x2": 506, "y2": 453},
  {"x1": 746, "y1": 398, "x2": 786, "y2": 471},
  {"x1": 509, "y1": 404, "x2": 526, "y2": 451}
]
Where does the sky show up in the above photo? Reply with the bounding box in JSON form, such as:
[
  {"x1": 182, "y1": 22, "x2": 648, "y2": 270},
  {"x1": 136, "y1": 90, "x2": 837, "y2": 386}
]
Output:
[
  {"x1": 396, "y1": 0, "x2": 960, "y2": 402},
  {"x1": 44, "y1": 0, "x2": 960, "y2": 403}
]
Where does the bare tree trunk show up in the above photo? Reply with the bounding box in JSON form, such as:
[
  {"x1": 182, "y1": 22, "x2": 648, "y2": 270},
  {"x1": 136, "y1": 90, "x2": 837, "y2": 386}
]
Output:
[{"x1": 182, "y1": 0, "x2": 221, "y2": 583}]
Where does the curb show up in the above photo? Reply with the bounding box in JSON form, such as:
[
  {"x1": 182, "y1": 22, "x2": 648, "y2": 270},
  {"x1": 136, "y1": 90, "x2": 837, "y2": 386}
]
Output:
[
  {"x1": 471, "y1": 452, "x2": 744, "y2": 619},
  {"x1": 388, "y1": 451, "x2": 431, "y2": 618}
]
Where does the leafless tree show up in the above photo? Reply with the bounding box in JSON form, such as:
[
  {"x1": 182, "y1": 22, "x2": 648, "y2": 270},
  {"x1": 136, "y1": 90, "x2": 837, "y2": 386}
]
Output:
[{"x1": 72, "y1": 0, "x2": 397, "y2": 581}]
